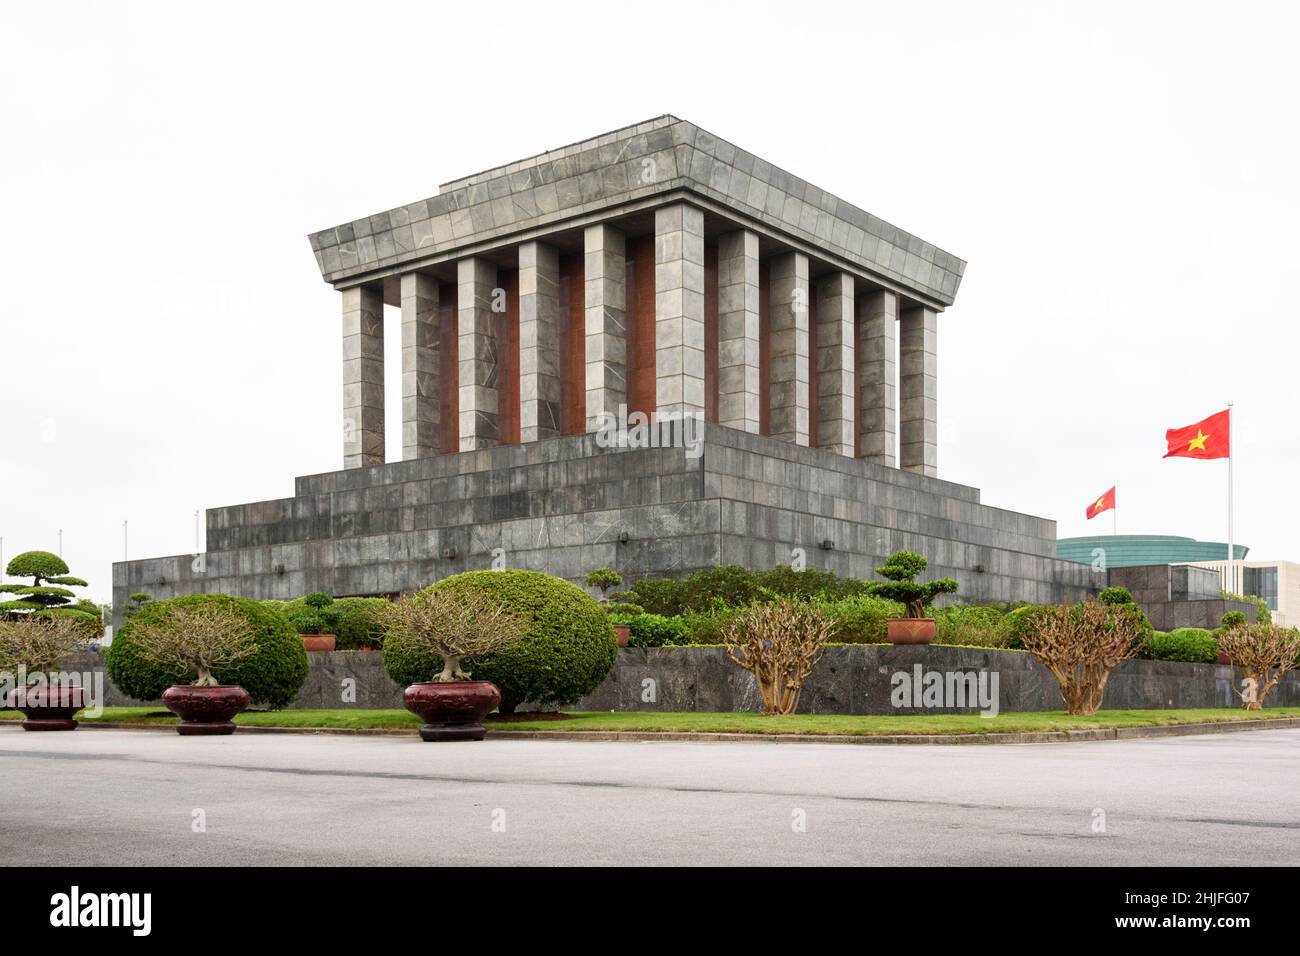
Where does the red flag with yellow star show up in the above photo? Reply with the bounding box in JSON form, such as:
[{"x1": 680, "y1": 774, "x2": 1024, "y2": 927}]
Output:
[
  {"x1": 1164, "y1": 409, "x2": 1230, "y2": 459},
  {"x1": 1085, "y1": 486, "x2": 1116, "y2": 520}
]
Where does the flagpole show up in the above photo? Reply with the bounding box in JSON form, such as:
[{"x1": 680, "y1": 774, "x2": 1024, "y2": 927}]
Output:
[{"x1": 1227, "y1": 401, "x2": 1234, "y2": 594}]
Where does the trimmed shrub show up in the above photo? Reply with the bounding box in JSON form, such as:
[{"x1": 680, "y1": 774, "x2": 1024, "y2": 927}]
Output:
[
  {"x1": 1147, "y1": 627, "x2": 1218, "y2": 664},
  {"x1": 1002, "y1": 604, "x2": 1053, "y2": 650},
  {"x1": 935, "y1": 604, "x2": 1011, "y2": 648},
  {"x1": 679, "y1": 603, "x2": 747, "y2": 645},
  {"x1": 628, "y1": 565, "x2": 864, "y2": 617},
  {"x1": 820, "y1": 594, "x2": 906, "y2": 643},
  {"x1": 1098, "y1": 586, "x2": 1135, "y2": 605},
  {"x1": 331, "y1": 597, "x2": 388, "y2": 649},
  {"x1": 382, "y1": 570, "x2": 617, "y2": 712},
  {"x1": 622, "y1": 613, "x2": 690, "y2": 648},
  {"x1": 753, "y1": 566, "x2": 864, "y2": 602},
  {"x1": 106, "y1": 594, "x2": 308, "y2": 707}
]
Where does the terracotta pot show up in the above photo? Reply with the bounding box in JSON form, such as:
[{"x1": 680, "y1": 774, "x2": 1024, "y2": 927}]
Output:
[
  {"x1": 887, "y1": 618, "x2": 936, "y2": 645},
  {"x1": 302, "y1": 634, "x2": 337, "y2": 652},
  {"x1": 614, "y1": 624, "x2": 630, "y2": 648},
  {"x1": 403, "y1": 681, "x2": 501, "y2": 742},
  {"x1": 13, "y1": 684, "x2": 86, "y2": 731},
  {"x1": 161, "y1": 685, "x2": 251, "y2": 736},
  {"x1": 1217, "y1": 650, "x2": 1232, "y2": 666}
]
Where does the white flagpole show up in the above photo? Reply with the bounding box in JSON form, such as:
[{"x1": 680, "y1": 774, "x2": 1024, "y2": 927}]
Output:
[{"x1": 1227, "y1": 401, "x2": 1234, "y2": 594}]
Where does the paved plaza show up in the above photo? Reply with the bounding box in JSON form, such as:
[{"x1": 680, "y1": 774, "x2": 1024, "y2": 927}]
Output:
[{"x1": 2, "y1": 727, "x2": 1296, "y2": 866}]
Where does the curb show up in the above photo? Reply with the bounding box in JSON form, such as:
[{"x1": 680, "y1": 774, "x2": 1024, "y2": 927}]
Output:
[{"x1": 34, "y1": 715, "x2": 1300, "y2": 744}]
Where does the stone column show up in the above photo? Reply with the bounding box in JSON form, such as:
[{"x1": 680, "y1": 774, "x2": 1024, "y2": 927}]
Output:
[
  {"x1": 900, "y1": 305, "x2": 938, "y2": 476},
  {"x1": 342, "y1": 285, "x2": 385, "y2": 468},
  {"x1": 716, "y1": 229, "x2": 761, "y2": 433},
  {"x1": 518, "y1": 241, "x2": 562, "y2": 442},
  {"x1": 457, "y1": 257, "x2": 500, "y2": 451},
  {"x1": 768, "y1": 251, "x2": 809, "y2": 445},
  {"x1": 584, "y1": 224, "x2": 626, "y2": 430},
  {"x1": 654, "y1": 203, "x2": 706, "y2": 421},
  {"x1": 857, "y1": 289, "x2": 897, "y2": 466},
  {"x1": 400, "y1": 273, "x2": 440, "y2": 460},
  {"x1": 814, "y1": 271, "x2": 855, "y2": 456}
]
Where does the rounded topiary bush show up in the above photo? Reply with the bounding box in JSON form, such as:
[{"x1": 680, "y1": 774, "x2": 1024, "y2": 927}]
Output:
[
  {"x1": 382, "y1": 570, "x2": 617, "y2": 712},
  {"x1": 107, "y1": 594, "x2": 308, "y2": 707}
]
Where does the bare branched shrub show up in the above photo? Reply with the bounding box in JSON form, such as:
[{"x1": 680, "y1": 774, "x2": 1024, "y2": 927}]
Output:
[
  {"x1": 385, "y1": 589, "x2": 526, "y2": 682},
  {"x1": 131, "y1": 604, "x2": 258, "y2": 686},
  {"x1": 1218, "y1": 623, "x2": 1300, "y2": 710},
  {"x1": 721, "y1": 599, "x2": 835, "y2": 715},
  {"x1": 1021, "y1": 600, "x2": 1144, "y2": 715},
  {"x1": 0, "y1": 615, "x2": 90, "y2": 676}
]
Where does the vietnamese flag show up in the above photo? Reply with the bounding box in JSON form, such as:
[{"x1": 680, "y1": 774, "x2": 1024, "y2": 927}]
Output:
[
  {"x1": 1164, "y1": 409, "x2": 1230, "y2": 460},
  {"x1": 1085, "y1": 486, "x2": 1116, "y2": 520}
]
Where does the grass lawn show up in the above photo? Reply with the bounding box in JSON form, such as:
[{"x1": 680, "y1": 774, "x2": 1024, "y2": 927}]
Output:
[{"x1": 4, "y1": 706, "x2": 1300, "y2": 736}]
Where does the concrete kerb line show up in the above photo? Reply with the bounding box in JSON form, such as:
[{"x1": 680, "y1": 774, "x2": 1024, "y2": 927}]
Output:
[{"x1": 11, "y1": 716, "x2": 1300, "y2": 745}]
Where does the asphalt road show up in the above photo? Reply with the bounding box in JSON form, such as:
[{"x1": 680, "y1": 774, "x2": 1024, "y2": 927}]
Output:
[{"x1": 1, "y1": 726, "x2": 1297, "y2": 866}]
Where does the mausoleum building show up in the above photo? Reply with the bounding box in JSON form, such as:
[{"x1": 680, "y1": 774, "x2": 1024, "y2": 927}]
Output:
[{"x1": 113, "y1": 116, "x2": 1100, "y2": 624}]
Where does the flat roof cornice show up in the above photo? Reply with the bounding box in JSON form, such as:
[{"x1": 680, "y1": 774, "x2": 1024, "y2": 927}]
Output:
[{"x1": 307, "y1": 116, "x2": 966, "y2": 306}]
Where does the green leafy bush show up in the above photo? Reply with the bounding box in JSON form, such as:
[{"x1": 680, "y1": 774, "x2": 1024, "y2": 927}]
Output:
[
  {"x1": 106, "y1": 594, "x2": 308, "y2": 707},
  {"x1": 1098, "y1": 586, "x2": 1135, "y2": 605},
  {"x1": 1146, "y1": 627, "x2": 1218, "y2": 664},
  {"x1": 1002, "y1": 605, "x2": 1054, "y2": 650},
  {"x1": 627, "y1": 565, "x2": 864, "y2": 617},
  {"x1": 819, "y1": 594, "x2": 906, "y2": 643},
  {"x1": 678, "y1": 603, "x2": 747, "y2": 645},
  {"x1": 607, "y1": 602, "x2": 645, "y2": 617},
  {"x1": 621, "y1": 613, "x2": 691, "y2": 648},
  {"x1": 935, "y1": 604, "x2": 1011, "y2": 648},
  {"x1": 1221, "y1": 611, "x2": 1248, "y2": 629},
  {"x1": 331, "y1": 597, "x2": 388, "y2": 649},
  {"x1": 382, "y1": 570, "x2": 617, "y2": 712}
]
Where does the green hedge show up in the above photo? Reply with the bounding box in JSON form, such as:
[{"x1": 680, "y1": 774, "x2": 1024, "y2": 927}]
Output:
[
  {"x1": 1146, "y1": 628, "x2": 1218, "y2": 664},
  {"x1": 820, "y1": 594, "x2": 907, "y2": 643},
  {"x1": 615, "y1": 612, "x2": 691, "y2": 648},
  {"x1": 265, "y1": 595, "x2": 388, "y2": 649},
  {"x1": 627, "y1": 565, "x2": 864, "y2": 617},
  {"x1": 106, "y1": 594, "x2": 308, "y2": 707},
  {"x1": 934, "y1": 604, "x2": 1012, "y2": 648},
  {"x1": 381, "y1": 570, "x2": 617, "y2": 712}
]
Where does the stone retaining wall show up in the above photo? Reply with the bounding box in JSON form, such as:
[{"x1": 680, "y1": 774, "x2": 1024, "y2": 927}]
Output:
[{"x1": 66, "y1": 646, "x2": 1300, "y2": 715}]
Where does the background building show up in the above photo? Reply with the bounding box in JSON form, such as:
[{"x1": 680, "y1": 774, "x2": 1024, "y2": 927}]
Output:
[{"x1": 1057, "y1": 534, "x2": 1247, "y2": 568}]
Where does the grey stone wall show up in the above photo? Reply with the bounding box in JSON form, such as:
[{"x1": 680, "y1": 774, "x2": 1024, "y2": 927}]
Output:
[
  {"x1": 1109, "y1": 565, "x2": 1257, "y2": 631},
  {"x1": 66, "y1": 646, "x2": 1300, "y2": 715},
  {"x1": 113, "y1": 426, "x2": 1101, "y2": 628}
]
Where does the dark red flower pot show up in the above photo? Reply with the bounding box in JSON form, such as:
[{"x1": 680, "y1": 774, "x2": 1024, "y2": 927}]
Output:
[
  {"x1": 887, "y1": 618, "x2": 937, "y2": 645},
  {"x1": 403, "y1": 681, "x2": 501, "y2": 742},
  {"x1": 161, "y1": 685, "x2": 250, "y2": 736},
  {"x1": 302, "y1": 634, "x2": 337, "y2": 652},
  {"x1": 14, "y1": 685, "x2": 86, "y2": 731},
  {"x1": 1217, "y1": 651, "x2": 1232, "y2": 666},
  {"x1": 614, "y1": 624, "x2": 630, "y2": 648}
]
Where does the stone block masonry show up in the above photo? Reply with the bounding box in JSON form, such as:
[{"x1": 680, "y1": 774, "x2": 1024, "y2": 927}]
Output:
[{"x1": 114, "y1": 425, "x2": 1101, "y2": 628}]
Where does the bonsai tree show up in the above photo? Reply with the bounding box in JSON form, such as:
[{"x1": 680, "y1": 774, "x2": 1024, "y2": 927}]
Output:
[
  {"x1": 384, "y1": 588, "x2": 525, "y2": 683},
  {"x1": 1218, "y1": 623, "x2": 1300, "y2": 710},
  {"x1": 129, "y1": 603, "x2": 258, "y2": 687},
  {"x1": 0, "y1": 551, "x2": 89, "y2": 619},
  {"x1": 0, "y1": 615, "x2": 90, "y2": 679},
  {"x1": 721, "y1": 598, "x2": 836, "y2": 715},
  {"x1": 585, "y1": 568, "x2": 623, "y2": 604},
  {"x1": 1021, "y1": 600, "x2": 1145, "y2": 715},
  {"x1": 285, "y1": 592, "x2": 335, "y2": 636},
  {"x1": 123, "y1": 593, "x2": 152, "y2": 621},
  {"x1": 864, "y1": 550, "x2": 958, "y2": 618}
]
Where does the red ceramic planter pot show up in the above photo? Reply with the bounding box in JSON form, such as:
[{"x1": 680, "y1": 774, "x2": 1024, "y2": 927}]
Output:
[
  {"x1": 613, "y1": 624, "x2": 630, "y2": 648},
  {"x1": 403, "y1": 681, "x2": 501, "y2": 742},
  {"x1": 14, "y1": 685, "x2": 86, "y2": 731},
  {"x1": 161, "y1": 685, "x2": 251, "y2": 736},
  {"x1": 302, "y1": 634, "x2": 337, "y2": 652},
  {"x1": 887, "y1": 618, "x2": 937, "y2": 645}
]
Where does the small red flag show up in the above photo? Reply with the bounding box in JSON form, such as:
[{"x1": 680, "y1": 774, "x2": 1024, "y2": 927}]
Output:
[
  {"x1": 1086, "y1": 486, "x2": 1116, "y2": 520},
  {"x1": 1164, "y1": 409, "x2": 1230, "y2": 460}
]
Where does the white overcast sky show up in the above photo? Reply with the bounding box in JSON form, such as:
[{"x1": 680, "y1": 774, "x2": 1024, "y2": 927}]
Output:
[{"x1": 2, "y1": 1, "x2": 1297, "y2": 604}]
